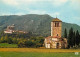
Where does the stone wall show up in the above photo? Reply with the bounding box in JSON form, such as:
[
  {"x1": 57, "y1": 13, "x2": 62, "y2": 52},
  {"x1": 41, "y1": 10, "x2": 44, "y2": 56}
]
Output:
[{"x1": 51, "y1": 21, "x2": 62, "y2": 37}]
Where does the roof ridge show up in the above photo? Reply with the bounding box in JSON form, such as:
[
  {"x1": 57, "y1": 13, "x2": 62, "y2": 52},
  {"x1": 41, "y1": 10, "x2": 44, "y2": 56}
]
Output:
[{"x1": 52, "y1": 18, "x2": 62, "y2": 22}]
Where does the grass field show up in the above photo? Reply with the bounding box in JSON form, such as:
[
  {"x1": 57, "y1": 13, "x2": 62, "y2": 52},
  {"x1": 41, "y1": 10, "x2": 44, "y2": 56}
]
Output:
[
  {"x1": 0, "y1": 48, "x2": 80, "y2": 52},
  {"x1": 0, "y1": 43, "x2": 18, "y2": 48},
  {"x1": 0, "y1": 52, "x2": 80, "y2": 57},
  {"x1": 0, "y1": 48, "x2": 80, "y2": 57}
]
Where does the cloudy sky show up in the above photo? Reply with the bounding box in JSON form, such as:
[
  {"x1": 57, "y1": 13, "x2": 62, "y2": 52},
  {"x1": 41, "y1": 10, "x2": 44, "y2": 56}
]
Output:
[{"x1": 0, "y1": 0, "x2": 80, "y2": 25}]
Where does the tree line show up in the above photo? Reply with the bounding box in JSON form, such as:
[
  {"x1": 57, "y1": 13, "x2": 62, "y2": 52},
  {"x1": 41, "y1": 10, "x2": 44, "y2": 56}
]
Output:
[
  {"x1": 0, "y1": 32, "x2": 44, "y2": 48},
  {"x1": 0, "y1": 27, "x2": 80, "y2": 48},
  {"x1": 64, "y1": 27, "x2": 80, "y2": 48}
]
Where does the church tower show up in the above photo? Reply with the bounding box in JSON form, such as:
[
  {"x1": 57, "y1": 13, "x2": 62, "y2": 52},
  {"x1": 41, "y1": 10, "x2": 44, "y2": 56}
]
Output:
[{"x1": 51, "y1": 17, "x2": 62, "y2": 38}]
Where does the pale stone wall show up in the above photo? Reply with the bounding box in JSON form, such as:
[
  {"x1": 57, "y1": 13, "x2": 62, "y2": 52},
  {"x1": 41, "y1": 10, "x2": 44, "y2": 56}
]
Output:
[
  {"x1": 44, "y1": 38, "x2": 67, "y2": 49},
  {"x1": 63, "y1": 38, "x2": 68, "y2": 48},
  {"x1": 51, "y1": 21, "x2": 62, "y2": 37},
  {"x1": 52, "y1": 38, "x2": 58, "y2": 41},
  {"x1": 51, "y1": 22, "x2": 53, "y2": 36},
  {"x1": 46, "y1": 44, "x2": 50, "y2": 48},
  {"x1": 51, "y1": 42, "x2": 56, "y2": 48}
]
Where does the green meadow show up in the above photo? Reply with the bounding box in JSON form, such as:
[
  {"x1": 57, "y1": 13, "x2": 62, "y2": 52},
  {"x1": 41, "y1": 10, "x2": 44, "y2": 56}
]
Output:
[
  {"x1": 0, "y1": 43, "x2": 80, "y2": 57},
  {"x1": 0, "y1": 43, "x2": 18, "y2": 48},
  {"x1": 0, "y1": 52, "x2": 80, "y2": 57}
]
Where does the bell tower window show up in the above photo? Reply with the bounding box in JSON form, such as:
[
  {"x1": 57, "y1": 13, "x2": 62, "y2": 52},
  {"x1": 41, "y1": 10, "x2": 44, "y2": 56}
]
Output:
[
  {"x1": 55, "y1": 22, "x2": 59, "y2": 27},
  {"x1": 55, "y1": 22, "x2": 56, "y2": 27},
  {"x1": 57, "y1": 34, "x2": 58, "y2": 36}
]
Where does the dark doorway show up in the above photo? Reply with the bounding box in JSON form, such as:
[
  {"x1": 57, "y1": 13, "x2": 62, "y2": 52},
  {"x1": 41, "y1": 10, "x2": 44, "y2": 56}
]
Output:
[
  {"x1": 56, "y1": 43, "x2": 59, "y2": 48},
  {"x1": 57, "y1": 34, "x2": 58, "y2": 36}
]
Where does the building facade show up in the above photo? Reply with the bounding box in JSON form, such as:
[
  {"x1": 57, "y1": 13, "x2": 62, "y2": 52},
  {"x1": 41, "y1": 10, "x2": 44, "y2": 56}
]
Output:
[
  {"x1": 4, "y1": 24, "x2": 26, "y2": 34},
  {"x1": 4, "y1": 24, "x2": 15, "y2": 34},
  {"x1": 44, "y1": 18, "x2": 67, "y2": 49}
]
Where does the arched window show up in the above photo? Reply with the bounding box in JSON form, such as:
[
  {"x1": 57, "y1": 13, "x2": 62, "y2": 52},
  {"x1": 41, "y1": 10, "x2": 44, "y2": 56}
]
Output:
[
  {"x1": 57, "y1": 22, "x2": 59, "y2": 27},
  {"x1": 55, "y1": 22, "x2": 59, "y2": 27},
  {"x1": 57, "y1": 43, "x2": 59, "y2": 48},
  {"x1": 55, "y1": 22, "x2": 57, "y2": 27},
  {"x1": 57, "y1": 34, "x2": 58, "y2": 36}
]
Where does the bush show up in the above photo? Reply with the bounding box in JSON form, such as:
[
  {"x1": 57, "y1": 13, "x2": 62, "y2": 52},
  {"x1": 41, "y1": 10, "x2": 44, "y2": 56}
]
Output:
[
  {"x1": 26, "y1": 41, "x2": 36, "y2": 47},
  {"x1": 18, "y1": 40, "x2": 27, "y2": 48}
]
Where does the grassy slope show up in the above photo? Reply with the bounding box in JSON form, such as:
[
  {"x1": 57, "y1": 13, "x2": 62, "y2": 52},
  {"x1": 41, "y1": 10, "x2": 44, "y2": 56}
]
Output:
[
  {"x1": 0, "y1": 43, "x2": 18, "y2": 48},
  {"x1": 0, "y1": 52, "x2": 80, "y2": 57}
]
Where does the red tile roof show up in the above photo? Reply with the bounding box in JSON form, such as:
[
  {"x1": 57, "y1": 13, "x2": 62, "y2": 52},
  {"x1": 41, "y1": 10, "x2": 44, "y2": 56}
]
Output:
[{"x1": 52, "y1": 18, "x2": 62, "y2": 22}]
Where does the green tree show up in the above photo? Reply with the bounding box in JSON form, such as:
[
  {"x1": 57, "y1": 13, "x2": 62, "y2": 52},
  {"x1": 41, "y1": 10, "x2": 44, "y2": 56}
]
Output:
[
  {"x1": 4, "y1": 35, "x2": 8, "y2": 42},
  {"x1": 12, "y1": 38, "x2": 18, "y2": 44},
  {"x1": 68, "y1": 27, "x2": 74, "y2": 48},
  {"x1": 26, "y1": 40, "x2": 36, "y2": 47},
  {"x1": 64, "y1": 28, "x2": 67, "y2": 38},
  {"x1": 73, "y1": 31, "x2": 76, "y2": 47},
  {"x1": 75, "y1": 30, "x2": 80, "y2": 47},
  {"x1": 18, "y1": 40, "x2": 26, "y2": 48},
  {"x1": 0, "y1": 37, "x2": 5, "y2": 43},
  {"x1": 7, "y1": 38, "x2": 13, "y2": 44}
]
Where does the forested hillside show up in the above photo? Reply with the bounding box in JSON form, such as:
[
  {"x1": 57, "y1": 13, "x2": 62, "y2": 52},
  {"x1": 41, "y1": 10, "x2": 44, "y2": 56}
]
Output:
[{"x1": 0, "y1": 14, "x2": 80, "y2": 37}]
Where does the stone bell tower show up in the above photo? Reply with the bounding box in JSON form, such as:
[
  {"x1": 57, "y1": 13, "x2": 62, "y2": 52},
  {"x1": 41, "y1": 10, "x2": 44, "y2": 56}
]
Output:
[{"x1": 51, "y1": 17, "x2": 62, "y2": 38}]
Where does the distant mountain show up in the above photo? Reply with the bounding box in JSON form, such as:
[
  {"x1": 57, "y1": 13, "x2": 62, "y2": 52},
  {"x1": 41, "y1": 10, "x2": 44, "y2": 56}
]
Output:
[{"x1": 0, "y1": 14, "x2": 80, "y2": 37}]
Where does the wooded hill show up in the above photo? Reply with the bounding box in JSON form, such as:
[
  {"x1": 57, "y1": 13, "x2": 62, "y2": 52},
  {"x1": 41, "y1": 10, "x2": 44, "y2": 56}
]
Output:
[{"x1": 0, "y1": 14, "x2": 80, "y2": 37}]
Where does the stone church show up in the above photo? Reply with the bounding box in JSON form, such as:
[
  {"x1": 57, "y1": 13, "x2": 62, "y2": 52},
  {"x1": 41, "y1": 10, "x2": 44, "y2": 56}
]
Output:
[{"x1": 44, "y1": 17, "x2": 67, "y2": 48}]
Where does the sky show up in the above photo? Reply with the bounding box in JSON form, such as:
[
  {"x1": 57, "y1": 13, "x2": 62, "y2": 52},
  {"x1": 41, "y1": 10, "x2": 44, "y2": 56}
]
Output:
[{"x1": 0, "y1": 0, "x2": 80, "y2": 25}]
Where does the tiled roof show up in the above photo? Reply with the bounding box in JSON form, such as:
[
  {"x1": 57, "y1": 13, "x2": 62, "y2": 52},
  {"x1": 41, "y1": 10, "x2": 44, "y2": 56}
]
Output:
[
  {"x1": 45, "y1": 36, "x2": 61, "y2": 39},
  {"x1": 52, "y1": 18, "x2": 62, "y2": 22}
]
